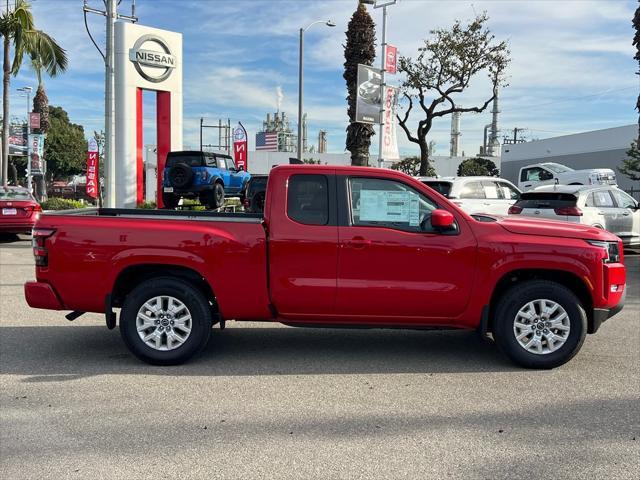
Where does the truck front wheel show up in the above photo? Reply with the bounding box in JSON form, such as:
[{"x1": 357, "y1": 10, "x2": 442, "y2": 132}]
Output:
[
  {"x1": 492, "y1": 280, "x2": 587, "y2": 369},
  {"x1": 119, "y1": 277, "x2": 212, "y2": 365}
]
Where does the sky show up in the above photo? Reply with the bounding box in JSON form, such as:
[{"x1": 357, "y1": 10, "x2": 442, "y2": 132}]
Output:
[{"x1": 6, "y1": 0, "x2": 639, "y2": 158}]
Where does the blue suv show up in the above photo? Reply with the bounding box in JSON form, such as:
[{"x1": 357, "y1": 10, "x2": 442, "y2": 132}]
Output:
[{"x1": 162, "y1": 151, "x2": 251, "y2": 209}]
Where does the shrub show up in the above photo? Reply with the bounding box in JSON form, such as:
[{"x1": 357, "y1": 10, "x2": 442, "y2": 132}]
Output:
[
  {"x1": 137, "y1": 201, "x2": 157, "y2": 209},
  {"x1": 40, "y1": 198, "x2": 86, "y2": 210}
]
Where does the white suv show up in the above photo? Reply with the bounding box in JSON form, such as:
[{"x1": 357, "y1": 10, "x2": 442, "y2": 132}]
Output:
[
  {"x1": 417, "y1": 176, "x2": 521, "y2": 216},
  {"x1": 508, "y1": 185, "x2": 640, "y2": 247}
]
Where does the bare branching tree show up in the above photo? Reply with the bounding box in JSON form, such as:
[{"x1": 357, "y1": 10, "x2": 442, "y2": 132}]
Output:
[{"x1": 397, "y1": 13, "x2": 510, "y2": 175}]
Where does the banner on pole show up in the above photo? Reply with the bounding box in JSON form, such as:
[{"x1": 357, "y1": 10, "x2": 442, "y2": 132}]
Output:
[
  {"x1": 29, "y1": 112, "x2": 41, "y2": 130},
  {"x1": 9, "y1": 123, "x2": 28, "y2": 155},
  {"x1": 385, "y1": 45, "x2": 398, "y2": 75},
  {"x1": 381, "y1": 86, "x2": 400, "y2": 161},
  {"x1": 28, "y1": 134, "x2": 45, "y2": 175},
  {"x1": 86, "y1": 138, "x2": 99, "y2": 199},
  {"x1": 355, "y1": 64, "x2": 382, "y2": 124},
  {"x1": 233, "y1": 122, "x2": 248, "y2": 171}
]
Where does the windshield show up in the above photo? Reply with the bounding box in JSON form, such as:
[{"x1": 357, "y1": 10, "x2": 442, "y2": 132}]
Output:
[
  {"x1": 543, "y1": 163, "x2": 573, "y2": 174},
  {"x1": 0, "y1": 189, "x2": 32, "y2": 200},
  {"x1": 421, "y1": 181, "x2": 452, "y2": 198}
]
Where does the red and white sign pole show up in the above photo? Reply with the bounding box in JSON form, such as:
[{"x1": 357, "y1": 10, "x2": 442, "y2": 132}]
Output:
[
  {"x1": 374, "y1": 0, "x2": 398, "y2": 169},
  {"x1": 233, "y1": 122, "x2": 248, "y2": 171},
  {"x1": 86, "y1": 138, "x2": 99, "y2": 200}
]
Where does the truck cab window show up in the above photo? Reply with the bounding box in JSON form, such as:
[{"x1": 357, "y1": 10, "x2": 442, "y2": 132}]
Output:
[
  {"x1": 349, "y1": 177, "x2": 438, "y2": 232},
  {"x1": 287, "y1": 175, "x2": 329, "y2": 226}
]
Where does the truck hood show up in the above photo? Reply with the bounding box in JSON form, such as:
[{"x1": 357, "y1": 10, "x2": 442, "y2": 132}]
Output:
[{"x1": 493, "y1": 215, "x2": 618, "y2": 241}]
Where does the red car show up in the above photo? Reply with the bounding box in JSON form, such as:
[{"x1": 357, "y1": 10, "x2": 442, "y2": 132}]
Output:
[
  {"x1": 24, "y1": 166, "x2": 626, "y2": 368},
  {"x1": 0, "y1": 187, "x2": 41, "y2": 235}
]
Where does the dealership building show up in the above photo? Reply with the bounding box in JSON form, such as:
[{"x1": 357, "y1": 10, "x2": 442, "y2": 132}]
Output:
[{"x1": 500, "y1": 124, "x2": 638, "y2": 193}]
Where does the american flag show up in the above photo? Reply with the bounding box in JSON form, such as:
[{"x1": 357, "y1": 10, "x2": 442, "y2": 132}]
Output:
[{"x1": 256, "y1": 132, "x2": 278, "y2": 151}]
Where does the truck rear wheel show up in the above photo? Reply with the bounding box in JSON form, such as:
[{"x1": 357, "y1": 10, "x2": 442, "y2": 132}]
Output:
[
  {"x1": 492, "y1": 280, "x2": 587, "y2": 369},
  {"x1": 119, "y1": 277, "x2": 212, "y2": 365}
]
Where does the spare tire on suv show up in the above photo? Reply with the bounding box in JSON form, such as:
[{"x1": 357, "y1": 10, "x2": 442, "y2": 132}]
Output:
[{"x1": 168, "y1": 163, "x2": 193, "y2": 189}]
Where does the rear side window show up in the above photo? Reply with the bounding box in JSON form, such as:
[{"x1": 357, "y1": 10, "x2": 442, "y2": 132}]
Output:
[
  {"x1": 204, "y1": 155, "x2": 217, "y2": 167},
  {"x1": 460, "y1": 181, "x2": 485, "y2": 199},
  {"x1": 167, "y1": 154, "x2": 203, "y2": 167},
  {"x1": 592, "y1": 190, "x2": 615, "y2": 208},
  {"x1": 422, "y1": 181, "x2": 452, "y2": 198},
  {"x1": 515, "y1": 192, "x2": 577, "y2": 209},
  {"x1": 287, "y1": 175, "x2": 329, "y2": 226},
  {"x1": 217, "y1": 157, "x2": 228, "y2": 170},
  {"x1": 482, "y1": 180, "x2": 502, "y2": 200}
]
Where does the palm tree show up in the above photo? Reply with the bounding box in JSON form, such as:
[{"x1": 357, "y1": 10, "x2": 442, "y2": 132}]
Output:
[{"x1": 0, "y1": 0, "x2": 68, "y2": 187}]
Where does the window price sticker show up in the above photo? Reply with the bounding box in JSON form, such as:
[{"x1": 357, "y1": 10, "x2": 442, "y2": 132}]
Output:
[{"x1": 360, "y1": 190, "x2": 420, "y2": 226}]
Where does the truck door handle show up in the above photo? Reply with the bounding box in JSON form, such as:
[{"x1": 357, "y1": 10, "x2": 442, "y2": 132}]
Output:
[{"x1": 345, "y1": 237, "x2": 371, "y2": 249}]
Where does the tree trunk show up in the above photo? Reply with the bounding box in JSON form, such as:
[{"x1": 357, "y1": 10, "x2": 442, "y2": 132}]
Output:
[
  {"x1": 2, "y1": 35, "x2": 10, "y2": 188},
  {"x1": 418, "y1": 141, "x2": 431, "y2": 176},
  {"x1": 346, "y1": 122, "x2": 373, "y2": 166}
]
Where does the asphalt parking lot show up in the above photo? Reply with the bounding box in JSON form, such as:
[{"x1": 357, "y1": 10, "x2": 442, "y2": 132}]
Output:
[{"x1": 1, "y1": 234, "x2": 638, "y2": 480}]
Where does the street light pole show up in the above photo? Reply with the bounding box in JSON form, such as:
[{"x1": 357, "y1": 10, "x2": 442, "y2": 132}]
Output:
[{"x1": 297, "y1": 20, "x2": 335, "y2": 161}]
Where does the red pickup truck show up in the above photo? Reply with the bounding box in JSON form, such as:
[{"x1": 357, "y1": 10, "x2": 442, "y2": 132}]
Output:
[{"x1": 25, "y1": 166, "x2": 626, "y2": 368}]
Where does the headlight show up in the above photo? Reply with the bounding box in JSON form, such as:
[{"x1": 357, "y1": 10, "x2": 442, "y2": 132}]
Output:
[{"x1": 587, "y1": 240, "x2": 620, "y2": 263}]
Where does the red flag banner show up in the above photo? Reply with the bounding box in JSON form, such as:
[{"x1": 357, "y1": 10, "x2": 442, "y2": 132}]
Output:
[
  {"x1": 233, "y1": 123, "x2": 248, "y2": 171},
  {"x1": 385, "y1": 45, "x2": 397, "y2": 75},
  {"x1": 86, "y1": 138, "x2": 99, "y2": 199}
]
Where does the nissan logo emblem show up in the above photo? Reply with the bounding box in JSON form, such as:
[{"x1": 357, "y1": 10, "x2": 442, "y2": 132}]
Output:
[{"x1": 129, "y1": 34, "x2": 176, "y2": 83}]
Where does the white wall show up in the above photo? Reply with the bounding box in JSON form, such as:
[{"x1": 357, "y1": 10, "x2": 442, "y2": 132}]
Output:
[{"x1": 501, "y1": 125, "x2": 637, "y2": 162}]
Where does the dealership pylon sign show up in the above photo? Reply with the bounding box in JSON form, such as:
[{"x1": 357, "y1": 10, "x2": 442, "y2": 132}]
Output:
[{"x1": 114, "y1": 23, "x2": 183, "y2": 208}]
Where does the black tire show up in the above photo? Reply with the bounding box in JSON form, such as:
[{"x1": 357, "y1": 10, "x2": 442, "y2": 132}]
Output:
[
  {"x1": 168, "y1": 163, "x2": 193, "y2": 188},
  {"x1": 205, "y1": 182, "x2": 225, "y2": 209},
  {"x1": 493, "y1": 280, "x2": 587, "y2": 369},
  {"x1": 162, "y1": 192, "x2": 179, "y2": 209},
  {"x1": 120, "y1": 277, "x2": 212, "y2": 365}
]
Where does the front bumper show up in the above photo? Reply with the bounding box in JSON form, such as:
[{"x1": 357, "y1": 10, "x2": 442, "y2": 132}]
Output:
[
  {"x1": 24, "y1": 281, "x2": 64, "y2": 310},
  {"x1": 591, "y1": 288, "x2": 626, "y2": 334}
]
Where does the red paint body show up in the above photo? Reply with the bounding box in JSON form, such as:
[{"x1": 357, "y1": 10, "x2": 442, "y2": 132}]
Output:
[{"x1": 24, "y1": 166, "x2": 626, "y2": 331}]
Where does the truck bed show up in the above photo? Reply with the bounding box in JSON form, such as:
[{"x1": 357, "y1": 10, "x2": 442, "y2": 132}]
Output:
[{"x1": 32, "y1": 208, "x2": 272, "y2": 320}]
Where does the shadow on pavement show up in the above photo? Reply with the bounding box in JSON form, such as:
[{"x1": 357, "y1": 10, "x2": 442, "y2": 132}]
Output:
[{"x1": 0, "y1": 325, "x2": 518, "y2": 380}]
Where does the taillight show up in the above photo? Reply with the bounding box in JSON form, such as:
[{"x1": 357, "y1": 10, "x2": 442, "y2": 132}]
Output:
[
  {"x1": 508, "y1": 205, "x2": 523, "y2": 214},
  {"x1": 554, "y1": 206, "x2": 582, "y2": 216},
  {"x1": 32, "y1": 228, "x2": 55, "y2": 267},
  {"x1": 25, "y1": 205, "x2": 42, "y2": 212}
]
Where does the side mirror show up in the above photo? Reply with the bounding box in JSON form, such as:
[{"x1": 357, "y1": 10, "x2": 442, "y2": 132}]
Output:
[
  {"x1": 431, "y1": 209, "x2": 455, "y2": 229},
  {"x1": 238, "y1": 165, "x2": 244, "y2": 172}
]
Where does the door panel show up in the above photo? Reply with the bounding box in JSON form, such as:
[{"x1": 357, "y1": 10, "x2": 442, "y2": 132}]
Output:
[
  {"x1": 268, "y1": 174, "x2": 338, "y2": 316},
  {"x1": 336, "y1": 177, "x2": 477, "y2": 321}
]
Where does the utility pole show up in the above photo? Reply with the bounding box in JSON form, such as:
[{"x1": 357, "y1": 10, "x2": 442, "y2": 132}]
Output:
[
  {"x1": 513, "y1": 127, "x2": 524, "y2": 143},
  {"x1": 83, "y1": 0, "x2": 137, "y2": 208}
]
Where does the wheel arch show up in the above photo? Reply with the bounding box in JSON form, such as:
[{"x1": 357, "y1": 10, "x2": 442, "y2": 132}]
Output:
[
  {"x1": 487, "y1": 269, "x2": 595, "y2": 334},
  {"x1": 111, "y1": 264, "x2": 217, "y2": 314}
]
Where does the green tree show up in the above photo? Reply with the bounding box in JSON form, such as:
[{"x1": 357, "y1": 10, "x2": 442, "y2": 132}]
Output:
[
  {"x1": 619, "y1": 141, "x2": 640, "y2": 181},
  {"x1": 45, "y1": 106, "x2": 86, "y2": 179},
  {"x1": 397, "y1": 13, "x2": 510, "y2": 175},
  {"x1": 344, "y1": 0, "x2": 376, "y2": 166},
  {"x1": 0, "y1": 0, "x2": 68, "y2": 187},
  {"x1": 457, "y1": 157, "x2": 499, "y2": 177},
  {"x1": 391, "y1": 156, "x2": 436, "y2": 177}
]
